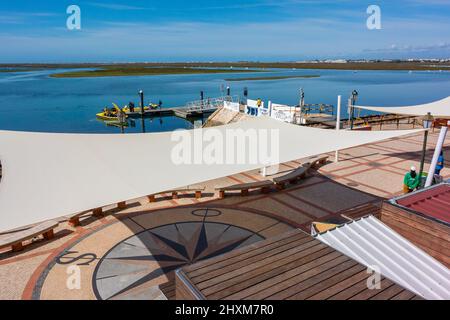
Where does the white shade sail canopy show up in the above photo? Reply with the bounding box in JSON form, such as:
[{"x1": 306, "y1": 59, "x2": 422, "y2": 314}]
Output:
[
  {"x1": 355, "y1": 96, "x2": 450, "y2": 117},
  {"x1": 0, "y1": 117, "x2": 422, "y2": 232}
]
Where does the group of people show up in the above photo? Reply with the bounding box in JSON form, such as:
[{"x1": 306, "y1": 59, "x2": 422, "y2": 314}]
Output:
[
  {"x1": 102, "y1": 107, "x2": 114, "y2": 117},
  {"x1": 102, "y1": 106, "x2": 126, "y2": 123},
  {"x1": 403, "y1": 151, "x2": 445, "y2": 193}
]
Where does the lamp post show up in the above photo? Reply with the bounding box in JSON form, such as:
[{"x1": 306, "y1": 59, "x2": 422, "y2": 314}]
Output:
[
  {"x1": 349, "y1": 90, "x2": 358, "y2": 130},
  {"x1": 138, "y1": 90, "x2": 144, "y2": 117},
  {"x1": 299, "y1": 87, "x2": 305, "y2": 114},
  {"x1": 300, "y1": 88, "x2": 305, "y2": 108},
  {"x1": 419, "y1": 112, "x2": 434, "y2": 180},
  {"x1": 200, "y1": 91, "x2": 204, "y2": 109},
  {"x1": 243, "y1": 87, "x2": 248, "y2": 105}
]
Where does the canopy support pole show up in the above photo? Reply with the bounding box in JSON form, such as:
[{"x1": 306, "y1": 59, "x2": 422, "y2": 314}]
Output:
[
  {"x1": 425, "y1": 126, "x2": 448, "y2": 188},
  {"x1": 335, "y1": 95, "x2": 342, "y2": 163},
  {"x1": 268, "y1": 101, "x2": 273, "y2": 118}
]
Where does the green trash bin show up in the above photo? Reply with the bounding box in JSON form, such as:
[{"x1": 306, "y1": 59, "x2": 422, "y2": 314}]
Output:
[{"x1": 418, "y1": 172, "x2": 428, "y2": 190}]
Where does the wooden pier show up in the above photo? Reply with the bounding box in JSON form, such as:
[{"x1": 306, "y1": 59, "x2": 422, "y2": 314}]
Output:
[
  {"x1": 125, "y1": 105, "x2": 217, "y2": 119},
  {"x1": 124, "y1": 97, "x2": 232, "y2": 120}
]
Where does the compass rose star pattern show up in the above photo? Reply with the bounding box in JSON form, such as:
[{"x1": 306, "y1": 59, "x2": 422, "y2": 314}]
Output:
[{"x1": 93, "y1": 219, "x2": 264, "y2": 300}]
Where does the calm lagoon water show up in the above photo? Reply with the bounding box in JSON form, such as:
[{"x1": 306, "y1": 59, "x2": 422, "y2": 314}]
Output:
[{"x1": 0, "y1": 68, "x2": 449, "y2": 133}]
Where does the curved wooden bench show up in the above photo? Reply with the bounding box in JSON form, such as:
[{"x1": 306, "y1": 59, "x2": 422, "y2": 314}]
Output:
[
  {"x1": 215, "y1": 180, "x2": 273, "y2": 198},
  {"x1": 66, "y1": 200, "x2": 132, "y2": 227},
  {"x1": 310, "y1": 155, "x2": 329, "y2": 169},
  {"x1": 66, "y1": 207, "x2": 104, "y2": 227},
  {"x1": 273, "y1": 165, "x2": 309, "y2": 190},
  {"x1": 0, "y1": 220, "x2": 58, "y2": 252},
  {"x1": 148, "y1": 186, "x2": 206, "y2": 203}
]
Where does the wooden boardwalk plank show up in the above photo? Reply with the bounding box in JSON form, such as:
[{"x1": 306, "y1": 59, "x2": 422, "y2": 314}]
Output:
[
  {"x1": 221, "y1": 249, "x2": 340, "y2": 300},
  {"x1": 327, "y1": 278, "x2": 375, "y2": 300},
  {"x1": 289, "y1": 264, "x2": 366, "y2": 300},
  {"x1": 370, "y1": 283, "x2": 407, "y2": 300},
  {"x1": 349, "y1": 279, "x2": 395, "y2": 300},
  {"x1": 245, "y1": 256, "x2": 351, "y2": 300},
  {"x1": 190, "y1": 235, "x2": 316, "y2": 284},
  {"x1": 266, "y1": 259, "x2": 357, "y2": 300},
  {"x1": 306, "y1": 269, "x2": 369, "y2": 300},
  {"x1": 390, "y1": 290, "x2": 417, "y2": 300}
]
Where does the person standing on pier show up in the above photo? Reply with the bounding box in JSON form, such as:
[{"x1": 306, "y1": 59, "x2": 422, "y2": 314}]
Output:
[
  {"x1": 257, "y1": 98, "x2": 262, "y2": 108},
  {"x1": 435, "y1": 151, "x2": 444, "y2": 176}
]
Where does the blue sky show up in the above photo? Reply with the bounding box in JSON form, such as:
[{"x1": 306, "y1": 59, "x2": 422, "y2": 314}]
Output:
[{"x1": 1, "y1": 0, "x2": 450, "y2": 62}]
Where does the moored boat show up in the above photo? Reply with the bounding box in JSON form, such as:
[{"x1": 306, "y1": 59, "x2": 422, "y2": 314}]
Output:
[{"x1": 96, "y1": 103, "x2": 128, "y2": 121}]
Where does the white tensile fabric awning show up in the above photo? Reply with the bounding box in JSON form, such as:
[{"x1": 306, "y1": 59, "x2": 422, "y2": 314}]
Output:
[
  {"x1": 0, "y1": 117, "x2": 422, "y2": 232},
  {"x1": 355, "y1": 96, "x2": 450, "y2": 117}
]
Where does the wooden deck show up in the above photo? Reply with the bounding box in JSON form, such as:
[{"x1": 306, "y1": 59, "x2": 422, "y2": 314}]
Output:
[
  {"x1": 175, "y1": 229, "x2": 422, "y2": 300},
  {"x1": 159, "y1": 281, "x2": 176, "y2": 300},
  {"x1": 125, "y1": 106, "x2": 217, "y2": 119}
]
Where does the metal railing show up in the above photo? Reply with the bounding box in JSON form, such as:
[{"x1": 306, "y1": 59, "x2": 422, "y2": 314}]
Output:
[
  {"x1": 301, "y1": 104, "x2": 334, "y2": 115},
  {"x1": 184, "y1": 95, "x2": 240, "y2": 112}
]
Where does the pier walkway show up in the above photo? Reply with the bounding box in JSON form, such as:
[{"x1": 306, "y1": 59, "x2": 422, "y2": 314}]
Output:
[{"x1": 125, "y1": 97, "x2": 235, "y2": 119}]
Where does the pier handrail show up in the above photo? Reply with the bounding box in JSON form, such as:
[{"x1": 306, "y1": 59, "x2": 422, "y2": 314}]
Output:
[{"x1": 184, "y1": 96, "x2": 239, "y2": 112}]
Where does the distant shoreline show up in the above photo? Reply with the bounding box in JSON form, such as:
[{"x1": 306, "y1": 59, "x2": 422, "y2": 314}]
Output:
[
  {"x1": 48, "y1": 67, "x2": 256, "y2": 78},
  {"x1": 1, "y1": 61, "x2": 449, "y2": 78},
  {"x1": 225, "y1": 75, "x2": 320, "y2": 81}
]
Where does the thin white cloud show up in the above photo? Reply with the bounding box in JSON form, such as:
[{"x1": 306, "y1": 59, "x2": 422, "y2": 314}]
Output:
[
  {"x1": 87, "y1": 2, "x2": 154, "y2": 11},
  {"x1": 406, "y1": 0, "x2": 450, "y2": 6},
  {"x1": 0, "y1": 15, "x2": 23, "y2": 24},
  {"x1": 185, "y1": 0, "x2": 352, "y2": 11},
  {"x1": 365, "y1": 42, "x2": 450, "y2": 53},
  {"x1": 0, "y1": 11, "x2": 59, "y2": 25}
]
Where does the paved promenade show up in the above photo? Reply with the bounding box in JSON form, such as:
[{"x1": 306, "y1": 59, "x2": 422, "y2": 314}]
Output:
[{"x1": 0, "y1": 125, "x2": 448, "y2": 300}]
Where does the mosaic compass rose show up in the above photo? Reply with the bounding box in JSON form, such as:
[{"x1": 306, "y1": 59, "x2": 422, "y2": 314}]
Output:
[{"x1": 93, "y1": 209, "x2": 264, "y2": 300}]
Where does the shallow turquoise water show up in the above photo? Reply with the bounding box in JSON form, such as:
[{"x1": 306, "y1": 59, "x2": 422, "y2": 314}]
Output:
[{"x1": 0, "y1": 68, "x2": 449, "y2": 133}]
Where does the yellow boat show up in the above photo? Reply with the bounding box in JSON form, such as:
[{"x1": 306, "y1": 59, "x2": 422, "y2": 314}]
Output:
[
  {"x1": 96, "y1": 103, "x2": 128, "y2": 121},
  {"x1": 96, "y1": 112, "x2": 120, "y2": 121}
]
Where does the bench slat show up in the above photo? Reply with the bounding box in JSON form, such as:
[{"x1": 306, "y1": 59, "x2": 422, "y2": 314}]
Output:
[
  {"x1": 149, "y1": 186, "x2": 206, "y2": 196},
  {"x1": 273, "y1": 167, "x2": 307, "y2": 184},
  {"x1": 66, "y1": 210, "x2": 90, "y2": 219},
  {"x1": 215, "y1": 180, "x2": 273, "y2": 191}
]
